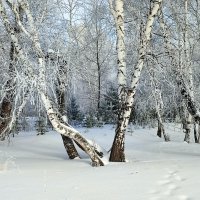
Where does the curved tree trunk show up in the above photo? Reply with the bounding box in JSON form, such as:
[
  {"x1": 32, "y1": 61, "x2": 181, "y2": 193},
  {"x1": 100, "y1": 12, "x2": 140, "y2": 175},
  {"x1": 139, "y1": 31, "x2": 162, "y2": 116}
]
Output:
[
  {"x1": 46, "y1": 51, "x2": 80, "y2": 159},
  {"x1": 56, "y1": 73, "x2": 80, "y2": 159},
  {"x1": 40, "y1": 92, "x2": 105, "y2": 166},
  {"x1": 0, "y1": 0, "x2": 106, "y2": 166}
]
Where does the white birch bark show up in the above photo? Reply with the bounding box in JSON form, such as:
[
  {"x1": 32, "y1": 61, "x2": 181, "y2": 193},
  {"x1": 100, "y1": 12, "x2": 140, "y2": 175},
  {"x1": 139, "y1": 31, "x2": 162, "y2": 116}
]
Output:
[
  {"x1": 159, "y1": 9, "x2": 200, "y2": 125},
  {"x1": 0, "y1": 0, "x2": 106, "y2": 166},
  {"x1": 109, "y1": 0, "x2": 127, "y2": 103},
  {"x1": 149, "y1": 69, "x2": 170, "y2": 141},
  {"x1": 182, "y1": 0, "x2": 194, "y2": 143},
  {"x1": 0, "y1": 2, "x2": 26, "y2": 140},
  {"x1": 109, "y1": 0, "x2": 162, "y2": 161},
  {"x1": 109, "y1": 0, "x2": 127, "y2": 161},
  {"x1": 120, "y1": 0, "x2": 163, "y2": 132},
  {"x1": 46, "y1": 52, "x2": 80, "y2": 159}
]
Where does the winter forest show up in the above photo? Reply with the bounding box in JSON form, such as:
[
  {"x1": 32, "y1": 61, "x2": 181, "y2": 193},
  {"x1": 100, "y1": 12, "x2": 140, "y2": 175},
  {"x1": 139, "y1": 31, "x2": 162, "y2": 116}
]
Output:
[{"x1": 1, "y1": 0, "x2": 200, "y2": 199}]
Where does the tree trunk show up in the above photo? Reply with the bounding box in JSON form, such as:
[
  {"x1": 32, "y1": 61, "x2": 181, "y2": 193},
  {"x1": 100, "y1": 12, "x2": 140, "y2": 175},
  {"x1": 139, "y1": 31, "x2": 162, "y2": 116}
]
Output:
[
  {"x1": 0, "y1": 41, "x2": 16, "y2": 140},
  {"x1": 41, "y1": 93, "x2": 105, "y2": 166},
  {"x1": 180, "y1": 101, "x2": 190, "y2": 143},
  {"x1": 108, "y1": 0, "x2": 127, "y2": 162},
  {"x1": 157, "y1": 120, "x2": 162, "y2": 138},
  {"x1": 0, "y1": 4, "x2": 25, "y2": 140},
  {"x1": 109, "y1": 123, "x2": 125, "y2": 162},
  {"x1": 109, "y1": 0, "x2": 162, "y2": 161},
  {"x1": 148, "y1": 64, "x2": 170, "y2": 141},
  {"x1": 182, "y1": 0, "x2": 193, "y2": 143},
  {"x1": 157, "y1": 111, "x2": 170, "y2": 142},
  {"x1": 0, "y1": 99, "x2": 12, "y2": 140},
  {"x1": 0, "y1": 0, "x2": 106, "y2": 166},
  {"x1": 56, "y1": 74, "x2": 80, "y2": 159},
  {"x1": 197, "y1": 122, "x2": 200, "y2": 143},
  {"x1": 96, "y1": 38, "x2": 101, "y2": 119},
  {"x1": 159, "y1": 10, "x2": 200, "y2": 129},
  {"x1": 194, "y1": 122, "x2": 198, "y2": 143},
  {"x1": 183, "y1": 113, "x2": 191, "y2": 143},
  {"x1": 60, "y1": 134, "x2": 80, "y2": 159}
]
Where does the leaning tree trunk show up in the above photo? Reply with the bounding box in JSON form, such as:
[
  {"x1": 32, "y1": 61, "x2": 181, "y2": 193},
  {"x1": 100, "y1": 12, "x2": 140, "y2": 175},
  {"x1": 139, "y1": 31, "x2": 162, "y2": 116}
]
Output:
[
  {"x1": 0, "y1": 0, "x2": 106, "y2": 166},
  {"x1": 109, "y1": 0, "x2": 163, "y2": 162},
  {"x1": 40, "y1": 93, "x2": 105, "y2": 166},
  {"x1": 56, "y1": 63, "x2": 80, "y2": 159}
]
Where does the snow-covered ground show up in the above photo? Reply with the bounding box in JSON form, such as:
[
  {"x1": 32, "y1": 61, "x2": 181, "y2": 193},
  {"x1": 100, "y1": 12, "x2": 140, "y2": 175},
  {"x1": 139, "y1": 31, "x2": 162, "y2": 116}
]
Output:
[{"x1": 0, "y1": 124, "x2": 200, "y2": 200}]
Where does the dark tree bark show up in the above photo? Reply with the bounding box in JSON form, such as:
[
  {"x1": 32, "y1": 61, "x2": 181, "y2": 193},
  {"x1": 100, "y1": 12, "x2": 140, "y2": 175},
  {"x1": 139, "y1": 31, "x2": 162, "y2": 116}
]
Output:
[
  {"x1": 183, "y1": 123, "x2": 191, "y2": 143},
  {"x1": 96, "y1": 39, "x2": 101, "y2": 118},
  {"x1": 157, "y1": 120, "x2": 162, "y2": 138},
  {"x1": 109, "y1": 0, "x2": 162, "y2": 162},
  {"x1": 0, "y1": 0, "x2": 106, "y2": 166},
  {"x1": 56, "y1": 61, "x2": 80, "y2": 159},
  {"x1": 159, "y1": 10, "x2": 200, "y2": 143},
  {"x1": 179, "y1": 98, "x2": 192, "y2": 143},
  {"x1": 109, "y1": 125, "x2": 125, "y2": 162},
  {"x1": 0, "y1": 42, "x2": 15, "y2": 140},
  {"x1": 97, "y1": 63, "x2": 101, "y2": 117},
  {"x1": 109, "y1": 90, "x2": 132, "y2": 162},
  {"x1": 194, "y1": 123, "x2": 198, "y2": 143},
  {"x1": 0, "y1": 5, "x2": 24, "y2": 140}
]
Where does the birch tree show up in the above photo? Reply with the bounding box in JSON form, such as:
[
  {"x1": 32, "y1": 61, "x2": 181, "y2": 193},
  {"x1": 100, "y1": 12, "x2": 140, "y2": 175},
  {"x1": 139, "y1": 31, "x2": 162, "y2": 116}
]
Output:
[
  {"x1": 0, "y1": 0, "x2": 106, "y2": 166},
  {"x1": 109, "y1": 0, "x2": 162, "y2": 162},
  {"x1": 71, "y1": 0, "x2": 114, "y2": 117},
  {"x1": 169, "y1": 0, "x2": 195, "y2": 143},
  {"x1": 46, "y1": 51, "x2": 80, "y2": 159},
  {"x1": 148, "y1": 62, "x2": 170, "y2": 141},
  {"x1": 182, "y1": 0, "x2": 194, "y2": 143},
  {"x1": 0, "y1": 3, "x2": 24, "y2": 140},
  {"x1": 158, "y1": 6, "x2": 200, "y2": 141}
]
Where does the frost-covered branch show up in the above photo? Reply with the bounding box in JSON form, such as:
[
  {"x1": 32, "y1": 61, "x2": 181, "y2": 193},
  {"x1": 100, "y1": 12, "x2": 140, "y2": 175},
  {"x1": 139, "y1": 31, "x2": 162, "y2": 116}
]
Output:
[
  {"x1": 158, "y1": 9, "x2": 200, "y2": 122},
  {"x1": 0, "y1": 0, "x2": 107, "y2": 166},
  {"x1": 109, "y1": 0, "x2": 162, "y2": 162}
]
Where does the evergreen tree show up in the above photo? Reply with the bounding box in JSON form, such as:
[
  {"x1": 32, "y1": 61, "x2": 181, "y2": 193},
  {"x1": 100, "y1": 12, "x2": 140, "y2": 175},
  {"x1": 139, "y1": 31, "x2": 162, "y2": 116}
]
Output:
[
  {"x1": 68, "y1": 97, "x2": 83, "y2": 121},
  {"x1": 35, "y1": 116, "x2": 47, "y2": 135},
  {"x1": 82, "y1": 113, "x2": 97, "y2": 128},
  {"x1": 100, "y1": 85, "x2": 119, "y2": 123}
]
